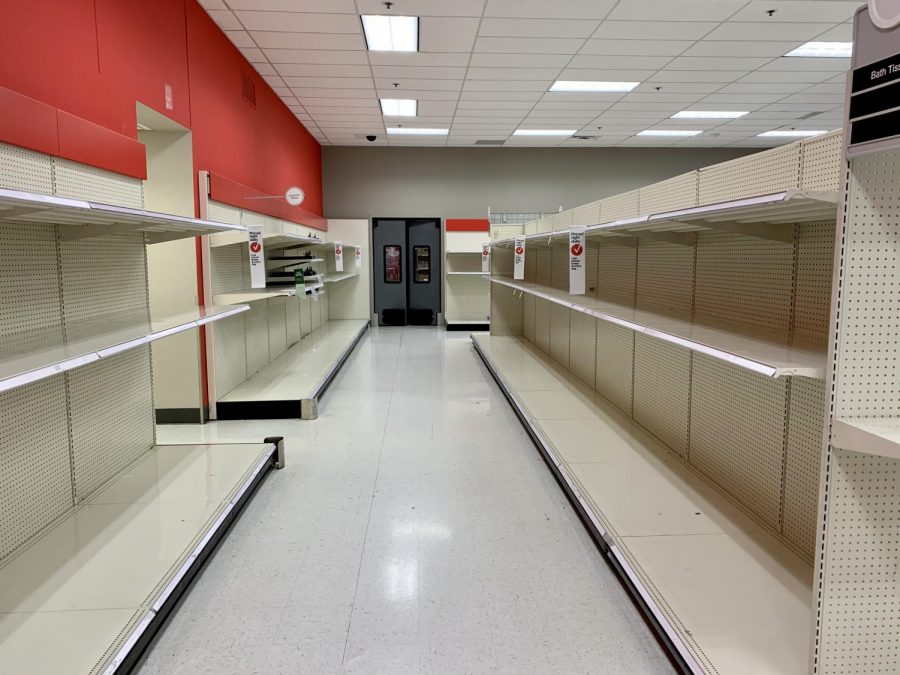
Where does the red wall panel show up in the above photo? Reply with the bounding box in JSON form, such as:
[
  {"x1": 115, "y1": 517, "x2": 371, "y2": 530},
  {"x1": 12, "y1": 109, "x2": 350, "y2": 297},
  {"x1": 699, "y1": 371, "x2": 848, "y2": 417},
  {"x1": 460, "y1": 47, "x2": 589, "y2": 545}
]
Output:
[
  {"x1": 445, "y1": 219, "x2": 490, "y2": 232},
  {"x1": 0, "y1": 0, "x2": 322, "y2": 217}
]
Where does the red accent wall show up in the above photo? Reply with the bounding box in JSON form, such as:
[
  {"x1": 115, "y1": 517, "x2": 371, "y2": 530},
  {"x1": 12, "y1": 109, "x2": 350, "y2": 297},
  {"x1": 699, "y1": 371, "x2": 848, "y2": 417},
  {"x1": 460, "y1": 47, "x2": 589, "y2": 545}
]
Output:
[
  {"x1": 0, "y1": 0, "x2": 322, "y2": 217},
  {"x1": 445, "y1": 218, "x2": 490, "y2": 232}
]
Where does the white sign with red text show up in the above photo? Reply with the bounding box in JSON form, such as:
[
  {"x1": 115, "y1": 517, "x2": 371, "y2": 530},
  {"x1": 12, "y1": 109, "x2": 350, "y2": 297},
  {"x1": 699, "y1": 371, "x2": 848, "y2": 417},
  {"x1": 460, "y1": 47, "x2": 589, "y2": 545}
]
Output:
[
  {"x1": 334, "y1": 241, "x2": 344, "y2": 272},
  {"x1": 569, "y1": 227, "x2": 585, "y2": 295},
  {"x1": 514, "y1": 237, "x2": 525, "y2": 280},
  {"x1": 248, "y1": 227, "x2": 265, "y2": 288},
  {"x1": 355, "y1": 246, "x2": 362, "y2": 270}
]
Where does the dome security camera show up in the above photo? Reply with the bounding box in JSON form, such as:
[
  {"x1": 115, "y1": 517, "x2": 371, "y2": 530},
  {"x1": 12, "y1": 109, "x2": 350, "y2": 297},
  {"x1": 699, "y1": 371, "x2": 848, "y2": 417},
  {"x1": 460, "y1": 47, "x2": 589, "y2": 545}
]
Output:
[{"x1": 366, "y1": 135, "x2": 377, "y2": 142}]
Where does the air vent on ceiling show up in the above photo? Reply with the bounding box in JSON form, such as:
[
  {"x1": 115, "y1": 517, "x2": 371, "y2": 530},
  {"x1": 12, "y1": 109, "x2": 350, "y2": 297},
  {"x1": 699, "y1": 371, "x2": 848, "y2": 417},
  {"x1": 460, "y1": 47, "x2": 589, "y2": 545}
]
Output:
[
  {"x1": 475, "y1": 139, "x2": 505, "y2": 145},
  {"x1": 241, "y1": 71, "x2": 256, "y2": 107}
]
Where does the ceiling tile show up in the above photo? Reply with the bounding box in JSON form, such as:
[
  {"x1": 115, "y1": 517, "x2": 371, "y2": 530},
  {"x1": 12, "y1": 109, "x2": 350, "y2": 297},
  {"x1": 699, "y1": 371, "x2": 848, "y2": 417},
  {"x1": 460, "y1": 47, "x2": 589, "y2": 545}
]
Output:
[
  {"x1": 469, "y1": 53, "x2": 572, "y2": 68},
  {"x1": 700, "y1": 93, "x2": 786, "y2": 103},
  {"x1": 729, "y1": 1, "x2": 860, "y2": 23},
  {"x1": 761, "y1": 57, "x2": 850, "y2": 72},
  {"x1": 478, "y1": 18, "x2": 600, "y2": 38},
  {"x1": 356, "y1": 0, "x2": 485, "y2": 14},
  {"x1": 226, "y1": 0, "x2": 356, "y2": 10},
  {"x1": 468, "y1": 67, "x2": 563, "y2": 80},
  {"x1": 457, "y1": 108, "x2": 531, "y2": 117},
  {"x1": 234, "y1": 11, "x2": 360, "y2": 32},
  {"x1": 665, "y1": 56, "x2": 773, "y2": 71},
  {"x1": 739, "y1": 70, "x2": 834, "y2": 83},
  {"x1": 240, "y1": 47, "x2": 266, "y2": 63},
  {"x1": 376, "y1": 89, "x2": 461, "y2": 100},
  {"x1": 372, "y1": 66, "x2": 467, "y2": 80},
  {"x1": 283, "y1": 76, "x2": 373, "y2": 88},
  {"x1": 419, "y1": 101, "x2": 459, "y2": 116},
  {"x1": 250, "y1": 31, "x2": 365, "y2": 50},
  {"x1": 534, "y1": 97, "x2": 622, "y2": 108},
  {"x1": 206, "y1": 10, "x2": 241, "y2": 30},
  {"x1": 199, "y1": 0, "x2": 226, "y2": 8},
  {"x1": 265, "y1": 49, "x2": 368, "y2": 64},
  {"x1": 484, "y1": 0, "x2": 617, "y2": 19},
  {"x1": 460, "y1": 91, "x2": 543, "y2": 101},
  {"x1": 704, "y1": 22, "x2": 827, "y2": 41},
  {"x1": 276, "y1": 63, "x2": 372, "y2": 77},
  {"x1": 631, "y1": 82, "x2": 722, "y2": 94},
  {"x1": 594, "y1": 21, "x2": 719, "y2": 40},
  {"x1": 368, "y1": 52, "x2": 471, "y2": 66},
  {"x1": 224, "y1": 30, "x2": 255, "y2": 48},
  {"x1": 558, "y1": 68, "x2": 660, "y2": 81},
  {"x1": 813, "y1": 23, "x2": 853, "y2": 41},
  {"x1": 650, "y1": 70, "x2": 749, "y2": 83},
  {"x1": 373, "y1": 78, "x2": 462, "y2": 91},
  {"x1": 422, "y1": 17, "x2": 480, "y2": 52},
  {"x1": 474, "y1": 37, "x2": 583, "y2": 54},
  {"x1": 579, "y1": 39, "x2": 693, "y2": 56},
  {"x1": 463, "y1": 79, "x2": 553, "y2": 91},
  {"x1": 253, "y1": 62, "x2": 277, "y2": 76},
  {"x1": 291, "y1": 87, "x2": 376, "y2": 98},
  {"x1": 717, "y1": 82, "x2": 802, "y2": 94},
  {"x1": 606, "y1": 0, "x2": 746, "y2": 21},
  {"x1": 567, "y1": 55, "x2": 673, "y2": 69}
]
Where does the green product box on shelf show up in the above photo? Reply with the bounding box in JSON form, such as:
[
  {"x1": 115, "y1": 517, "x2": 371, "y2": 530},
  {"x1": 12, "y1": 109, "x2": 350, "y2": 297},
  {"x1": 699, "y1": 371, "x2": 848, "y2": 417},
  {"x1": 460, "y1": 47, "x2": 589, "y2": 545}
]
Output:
[{"x1": 294, "y1": 268, "x2": 305, "y2": 292}]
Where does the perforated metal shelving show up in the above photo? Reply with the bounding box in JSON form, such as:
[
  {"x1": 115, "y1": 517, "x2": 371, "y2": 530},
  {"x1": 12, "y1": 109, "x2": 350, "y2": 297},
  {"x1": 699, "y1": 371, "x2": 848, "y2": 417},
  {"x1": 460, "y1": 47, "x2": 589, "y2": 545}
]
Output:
[{"x1": 0, "y1": 187, "x2": 246, "y2": 243}]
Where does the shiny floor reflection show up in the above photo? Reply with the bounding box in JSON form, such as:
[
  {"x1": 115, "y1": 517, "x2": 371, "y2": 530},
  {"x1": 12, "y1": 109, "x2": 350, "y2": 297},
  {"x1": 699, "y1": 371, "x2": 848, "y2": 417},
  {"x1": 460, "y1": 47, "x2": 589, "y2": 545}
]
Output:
[{"x1": 139, "y1": 327, "x2": 673, "y2": 674}]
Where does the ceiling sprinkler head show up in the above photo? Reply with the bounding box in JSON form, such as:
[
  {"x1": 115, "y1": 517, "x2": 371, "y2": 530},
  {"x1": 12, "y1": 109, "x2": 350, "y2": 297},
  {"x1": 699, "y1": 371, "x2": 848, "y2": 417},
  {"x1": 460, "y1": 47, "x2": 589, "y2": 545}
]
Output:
[{"x1": 766, "y1": 9, "x2": 776, "y2": 16}]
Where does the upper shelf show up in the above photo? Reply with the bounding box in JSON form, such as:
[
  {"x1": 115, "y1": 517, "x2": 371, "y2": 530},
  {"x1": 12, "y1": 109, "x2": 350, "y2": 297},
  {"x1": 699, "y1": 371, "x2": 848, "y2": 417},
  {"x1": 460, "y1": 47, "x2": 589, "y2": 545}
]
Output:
[
  {"x1": 213, "y1": 288, "x2": 297, "y2": 305},
  {"x1": 0, "y1": 304, "x2": 248, "y2": 395},
  {"x1": 494, "y1": 190, "x2": 840, "y2": 246},
  {"x1": 323, "y1": 272, "x2": 359, "y2": 283},
  {"x1": 0, "y1": 187, "x2": 247, "y2": 244},
  {"x1": 491, "y1": 276, "x2": 824, "y2": 378},
  {"x1": 831, "y1": 418, "x2": 900, "y2": 460},
  {"x1": 447, "y1": 271, "x2": 489, "y2": 276},
  {"x1": 266, "y1": 256, "x2": 324, "y2": 270}
]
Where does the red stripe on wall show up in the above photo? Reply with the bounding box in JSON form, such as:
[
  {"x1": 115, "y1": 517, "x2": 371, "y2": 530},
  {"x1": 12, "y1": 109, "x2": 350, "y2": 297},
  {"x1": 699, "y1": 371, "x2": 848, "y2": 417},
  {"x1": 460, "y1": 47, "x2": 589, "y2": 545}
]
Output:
[
  {"x1": 57, "y1": 111, "x2": 147, "y2": 179},
  {"x1": 0, "y1": 86, "x2": 59, "y2": 156},
  {"x1": 208, "y1": 172, "x2": 327, "y2": 231},
  {"x1": 445, "y1": 218, "x2": 490, "y2": 232}
]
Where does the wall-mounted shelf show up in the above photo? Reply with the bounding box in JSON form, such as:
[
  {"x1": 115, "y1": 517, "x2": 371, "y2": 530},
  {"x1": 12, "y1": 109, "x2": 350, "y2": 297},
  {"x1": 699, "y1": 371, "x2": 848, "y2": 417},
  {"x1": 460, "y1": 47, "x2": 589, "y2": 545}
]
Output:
[
  {"x1": 266, "y1": 256, "x2": 324, "y2": 270},
  {"x1": 323, "y1": 272, "x2": 359, "y2": 283},
  {"x1": 491, "y1": 276, "x2": 824, "y2": 378},
  {"x1": 0, "y1": 187, "x2": 247, "y2": 243},
  {"x1": 831, "y1": 418, "x2": 900, "y2": 460},
  {"x1": 0, "y1": 304, "x2": 249, "y2": 395},
  {"x1": 213, "y1": 288, "x2": 296, "y2": 305},
  {"x1": 493, "y1": 190, "x2": 839, "y2": 247},
  {"x1": 447, "y1": 271, "x2": 488, "y2": 276},
  {"x1": 446, "y1": 249, "x2": 483, "y2": 255}
]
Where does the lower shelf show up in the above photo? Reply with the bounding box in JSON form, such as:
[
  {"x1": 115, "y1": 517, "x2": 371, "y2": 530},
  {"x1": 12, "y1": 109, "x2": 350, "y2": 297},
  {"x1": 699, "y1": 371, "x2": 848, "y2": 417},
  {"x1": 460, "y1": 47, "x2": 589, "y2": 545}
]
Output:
[
  {"x1": 0, "y1": 440, "x2": 280, "y2": 675},
  {"x1": 445, "y1": 320, "x2": 490, "y2": 331},
  {"x1": 472, "y1": 333, "x2": 812, "y2": 675},
  {"x1": 216, "y1": 319, "x2": 369, "y2": 420}
]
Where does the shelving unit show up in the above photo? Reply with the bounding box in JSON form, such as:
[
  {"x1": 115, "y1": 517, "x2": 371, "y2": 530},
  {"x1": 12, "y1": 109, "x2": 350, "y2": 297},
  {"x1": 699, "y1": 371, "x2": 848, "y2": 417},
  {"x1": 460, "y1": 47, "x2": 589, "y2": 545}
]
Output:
[
  {"x1": 0, "y1": 141, "x2": 283, "y2": 673},
  {"x1": 483, "y1": 129, "x2": 844, "y2": 674},
  {"x1": 443, "y1": 227, "x2": 491, "y2": 330},
  {"x1": 200, "y1": 195, "x2": 367, "y2": 419},
  {"x1": 0, "y1": 304, "x2": 248, "y2": 394}
]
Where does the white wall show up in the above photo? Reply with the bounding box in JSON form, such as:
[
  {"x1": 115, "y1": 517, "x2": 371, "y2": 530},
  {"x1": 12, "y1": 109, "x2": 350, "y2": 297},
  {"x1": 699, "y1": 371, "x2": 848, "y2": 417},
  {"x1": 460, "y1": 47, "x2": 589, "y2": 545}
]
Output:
[
  {"x1": 326, "y1": 219, "x2": 371, "y2": 321},
  {"x1": 323, "y1": 146, "x2": 755, "y2": 218}
]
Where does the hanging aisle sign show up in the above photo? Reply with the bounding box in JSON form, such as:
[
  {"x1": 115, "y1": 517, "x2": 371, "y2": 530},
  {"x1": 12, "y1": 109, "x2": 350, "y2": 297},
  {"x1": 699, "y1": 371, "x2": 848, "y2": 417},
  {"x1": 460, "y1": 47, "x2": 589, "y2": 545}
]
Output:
[
  {"x1": 569, "y1": 227, "x2": 586, "y2": 295},
  {"x1": 334, "y1": 241, "x2": 344, "y2": 272},
  {"x1": 355, "y1": 246, "x2": 362, "y2": 270},
  {"x1": 248, "y1": 227, "x2": 265, "y2": 288},
  {"x1": 482, "y1": 243, "x2": 491, "y2": 274},
  {"x1": 514, "y1": 237, "x2": 525, "y2": 280}
]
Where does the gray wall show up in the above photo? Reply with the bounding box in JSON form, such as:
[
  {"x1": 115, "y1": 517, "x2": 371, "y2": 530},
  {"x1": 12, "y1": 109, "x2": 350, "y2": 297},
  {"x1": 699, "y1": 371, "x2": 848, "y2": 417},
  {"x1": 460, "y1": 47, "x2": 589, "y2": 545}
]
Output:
[{"x1": 323, "y1": 146, "x2": 756, "y2": 219}]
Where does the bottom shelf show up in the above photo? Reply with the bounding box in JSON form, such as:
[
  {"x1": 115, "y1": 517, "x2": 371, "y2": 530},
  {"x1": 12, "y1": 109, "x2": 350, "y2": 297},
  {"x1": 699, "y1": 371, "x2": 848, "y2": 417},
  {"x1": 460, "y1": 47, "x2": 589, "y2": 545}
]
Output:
[
  {"x1": 472, "y1": 333, "x2": 812, "y2": 675},
  {"x1": 216, "y1": 319, "x2": 369, "y2": 420},
  {"x1": 0, "y1": 440, "x2": 279, "y2": 675},
  {"x1": 445, "y1": 319, "x2": 490, "y2": 331}
]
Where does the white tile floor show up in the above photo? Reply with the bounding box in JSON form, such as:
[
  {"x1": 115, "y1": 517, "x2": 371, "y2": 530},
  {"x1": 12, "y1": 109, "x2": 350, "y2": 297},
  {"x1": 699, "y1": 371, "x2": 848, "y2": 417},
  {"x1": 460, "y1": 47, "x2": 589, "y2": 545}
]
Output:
[{"x1": 138, "y1": 327, "x2": 673, "y2": 674}]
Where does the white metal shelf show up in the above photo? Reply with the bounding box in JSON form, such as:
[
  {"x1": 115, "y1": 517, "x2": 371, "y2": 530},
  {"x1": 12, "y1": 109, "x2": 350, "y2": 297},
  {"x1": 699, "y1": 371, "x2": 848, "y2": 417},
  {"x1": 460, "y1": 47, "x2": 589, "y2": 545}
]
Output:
[
  {"x1": 831, "y1": 418, "x2": 900, "y2": 460},
  {"x1": 0, "y1": 441, "x2": 277, "y2": 675},
  {"x1": 445, "y1": 250, "x2": 483, "y2": 255},
  {"x1": 0, "y1": 187, "x2": 247, "y2": 243},
  {"x1": 493, "y1": 190, "x2": 839, "y2": 246},
  {"x1": 0, "y1": 304, "x2": 249, "y2": 394},
  {"x1": 447, "y1": 271, "x2": 489, "y2": 276},
  {"x1": 323, "y1": 272, "x2": 359, "y2": 283},
  {"x1": 491, "y1": 276, "x2": 824, "y2": 378},
  {"x1": 472, "y1": 333, "x2": 812, "y2": 675},
  {"x1": 266, "y1": 256, "x2": 324, "y2": 270},
  {"x1": 212, "y1": 288, "x2": 297, "y2": 304}
]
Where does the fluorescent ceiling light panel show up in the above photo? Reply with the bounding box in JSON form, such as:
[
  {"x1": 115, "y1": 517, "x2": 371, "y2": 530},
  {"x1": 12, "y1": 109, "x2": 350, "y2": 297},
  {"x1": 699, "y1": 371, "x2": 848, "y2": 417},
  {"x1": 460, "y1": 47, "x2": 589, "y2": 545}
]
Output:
[
  {"x1": 784, "y1": 42, "x2": 852, "y2": 58},
  {"x1": 513, "y1": 129, "x2": 576, "y2": 136},
  {"x1": 380, "y1": 99, "x2": 417, "y2": 116},
  {"x1": 757, "y1": 130, "x2": 827, "y2": 137},
  {"x1": 671, "y1": 110, "x2": 748, "y2": 119},
  {"x1": 386, "y1": 127, "x2": 448, "y2": 135},
  {"x1": 362, "y1": 15, "x2": 418, "y2": 52},
  {"x1": 550, "y1": 81, "x2": 639, "y2": 93},
  {"x1": 637, "y1": 130, "x2": 702, "y2": 137}
]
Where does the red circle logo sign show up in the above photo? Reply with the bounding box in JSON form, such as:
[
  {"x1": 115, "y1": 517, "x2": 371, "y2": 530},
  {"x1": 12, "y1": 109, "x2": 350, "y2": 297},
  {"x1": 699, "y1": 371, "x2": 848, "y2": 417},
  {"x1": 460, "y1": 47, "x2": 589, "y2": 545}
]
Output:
[
  {"x1": 482, "y1": 249, "x2": 489, "y2": 257},
  {"x1": 570, "y1": 243, "x2": 583, "y2": 256},
  {"x1": 336, "y1": 247, "x2": 342, "y2": 255},
  {"x1": 356, "y1": 249, "x2": 361, "y2": 256},
  {"x1": 515, "y1": 246, "x2": 524, "y2": 255},
  {"x1": 250, "y1": 241, "x2": 261, "y2": 253}
]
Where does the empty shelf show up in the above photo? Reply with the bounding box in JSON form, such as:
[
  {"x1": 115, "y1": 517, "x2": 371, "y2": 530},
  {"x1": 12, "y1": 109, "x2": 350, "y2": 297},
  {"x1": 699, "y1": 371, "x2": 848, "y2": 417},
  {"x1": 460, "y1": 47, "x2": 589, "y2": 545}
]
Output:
[
  {"x1": 263, "y1": 232, "x2": 326, "y2": 249},
  {"x1": 472, "y1": 333, "x2": 812, "y2": 675},
  {"x1": 0, "y1": 187, "x2": 246, "y2": 243},
  {"x1": 212, "y1": 288, "x2": 297, "y2": 304},
  {"x1": 832, "y1": 418, "x2": 900, "y2": 460},
  {"x1": 323, "y1": 272, "x2": 359, "y2": 283},
  {"x1": 217, "y1": 319, "x2": 368, "y2": 420},
  {"x1": 0, "y1": 441, "x2": 279, "y2": 675},
  {"x1": 0, "y1": 305, "x2": 249, "y2": 395},
  {"x1": 445, "y1": 250, "x2": 484, "y2": 255},
  {"x1": 491, "y1": 277, "x2": 824, "y2": 378},
  {"x1": 266, "y1": 256, "x2": 324, "y2": 270},
  {"x1": 447, "y1": 271, "x2": 489, "y2": 276}
]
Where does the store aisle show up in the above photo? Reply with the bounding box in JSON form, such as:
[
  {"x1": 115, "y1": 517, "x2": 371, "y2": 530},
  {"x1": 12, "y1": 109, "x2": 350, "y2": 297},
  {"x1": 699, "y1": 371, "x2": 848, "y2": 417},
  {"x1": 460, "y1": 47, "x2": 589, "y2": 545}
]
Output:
[{"x1": 138, "y1": 327, "x2": 672, "y2": 675}]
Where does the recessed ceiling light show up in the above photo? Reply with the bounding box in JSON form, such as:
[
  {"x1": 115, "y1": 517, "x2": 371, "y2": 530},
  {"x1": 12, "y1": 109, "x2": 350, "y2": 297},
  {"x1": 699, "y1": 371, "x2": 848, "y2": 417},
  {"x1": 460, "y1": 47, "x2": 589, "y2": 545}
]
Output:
[
  {"x1": 386, "y1": 127, "x2": 448, "y2": 135},
  {"x1": 784, "y1": 42, "x2": 852, "y2": 58},
  {"x1": 757, "y1": 130, "x2": 828, "y2": 137},
  {"x1": 361, "y1": 15, "x2": 418, "y2": 52},
  {"x1": 671, "y1": 110, "x2": 749, "y2": 119},
  {"x1": 637, "y1": 130, "x2": 702, "y2": 137},
  {"x1": 512, "y1": 129, "x2": 577, "y2": 136},
  {"x1": 549, "y1": 81, "x2": 639, "y2": 93},
  {"x1": 380, "y1": 99, "x2": 417, "y2": 116}
]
